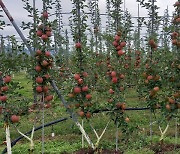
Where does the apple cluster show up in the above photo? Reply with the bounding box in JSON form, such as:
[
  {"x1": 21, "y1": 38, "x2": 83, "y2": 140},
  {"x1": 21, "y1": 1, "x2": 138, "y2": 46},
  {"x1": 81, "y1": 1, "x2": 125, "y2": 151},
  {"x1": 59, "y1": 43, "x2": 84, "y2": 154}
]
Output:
[
  {"x1": 112, "y1": 32, "x2": 126, "y2": 56},
  {"x1": 69, "y1": 71, "x2": 92, "y2": 119},
  {"x1": 134, "y1": 50, "x2": 141, "y2": 68},
  {"x1": 32, "y1": 10, "x2": 53, "y2": 109},
  {"x1": 0, "y1": 72, "x2": 20, "y2": 123}
]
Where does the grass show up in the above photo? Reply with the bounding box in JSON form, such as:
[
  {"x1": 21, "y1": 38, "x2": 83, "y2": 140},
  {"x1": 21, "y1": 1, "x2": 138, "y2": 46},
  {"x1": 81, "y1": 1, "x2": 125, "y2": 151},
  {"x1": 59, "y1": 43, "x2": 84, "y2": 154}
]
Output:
[{"x1": 0, "y1": 72, "x2": 179, "y2": 153}]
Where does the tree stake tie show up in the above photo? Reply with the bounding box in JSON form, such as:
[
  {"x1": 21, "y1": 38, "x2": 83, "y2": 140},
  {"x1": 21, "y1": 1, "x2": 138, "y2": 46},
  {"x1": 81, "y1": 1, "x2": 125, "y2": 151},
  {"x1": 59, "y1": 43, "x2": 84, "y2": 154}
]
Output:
[{"x1": 159, "y1": 124, "x2": 169, "y2": 141}]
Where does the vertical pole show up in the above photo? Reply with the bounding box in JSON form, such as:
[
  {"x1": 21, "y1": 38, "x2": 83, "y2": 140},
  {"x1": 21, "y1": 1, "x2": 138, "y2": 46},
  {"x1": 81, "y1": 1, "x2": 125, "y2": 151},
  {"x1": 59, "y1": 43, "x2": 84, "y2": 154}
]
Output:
[
  {"x1": 115, "y1": 123, "x2": 118, "y2": 151},
  {"x1": 82, "y1": 120, "x2": 84, "y2": 148},
  {"x1": 5, "y1": 125, "x2": 12, "y2": 154},
  {"x1": 137, "y1": 4, "x2": 140, "y2": 49},
  {"x1": 41, "y1": 93, "x2": 45, "y2": 154}
]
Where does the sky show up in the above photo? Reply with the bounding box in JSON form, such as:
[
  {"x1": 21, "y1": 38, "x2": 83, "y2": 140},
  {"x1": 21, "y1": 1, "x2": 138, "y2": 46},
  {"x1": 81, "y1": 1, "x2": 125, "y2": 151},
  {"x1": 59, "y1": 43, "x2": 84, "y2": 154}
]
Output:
[{"x1": 0, "y1": 0, "x2": 177, "y2": 44}]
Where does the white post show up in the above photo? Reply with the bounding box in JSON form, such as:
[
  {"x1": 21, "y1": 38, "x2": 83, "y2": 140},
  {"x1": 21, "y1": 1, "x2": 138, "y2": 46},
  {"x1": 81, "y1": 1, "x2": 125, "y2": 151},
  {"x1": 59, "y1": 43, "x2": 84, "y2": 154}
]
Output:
[{"x1": 5, "y1": 125, "x2": 12, "y2": 154}]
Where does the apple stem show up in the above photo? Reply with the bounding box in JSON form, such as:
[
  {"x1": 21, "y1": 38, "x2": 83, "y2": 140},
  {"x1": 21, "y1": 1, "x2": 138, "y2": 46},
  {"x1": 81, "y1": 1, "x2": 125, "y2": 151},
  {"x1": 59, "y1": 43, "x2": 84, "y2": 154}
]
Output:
[{"x1": 5, "y1": 125, "x2": 12, "y2": 154}]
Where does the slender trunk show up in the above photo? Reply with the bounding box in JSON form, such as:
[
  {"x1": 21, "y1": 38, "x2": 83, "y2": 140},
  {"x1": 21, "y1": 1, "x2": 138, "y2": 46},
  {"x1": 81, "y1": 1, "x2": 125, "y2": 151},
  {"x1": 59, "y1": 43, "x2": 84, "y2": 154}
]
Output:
[{"x1": 5, "y1": 125, "x2": 12, "y2": 154}]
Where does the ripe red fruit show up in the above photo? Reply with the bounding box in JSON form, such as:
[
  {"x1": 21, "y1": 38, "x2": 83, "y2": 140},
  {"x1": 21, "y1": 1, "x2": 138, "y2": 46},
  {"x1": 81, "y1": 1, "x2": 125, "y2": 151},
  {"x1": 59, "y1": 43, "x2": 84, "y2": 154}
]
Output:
[
  {"x1": 45, "y1": 103, "x2": 51, "y2": 109},
  {"x1": 109, "y1": 88, "x2": 114, "y2": 94},
  {"x1": 3, "y1": 76, "x2": 11, "y2": 83},
  {"x1": 41, "y1": 34, "x2": 48, "y2": 41},
  {"x1": 86, "y1": 94, "x2": 92, "y2": 100},
  {"x1": 111, "y1": 71, "x2": 116, "y2": 77},
  {"x1": 78, "y1": 111, "x2": 84, "y2": 117},
  {"x1": 125, "y1": 117, "x2": 130, "y2": 123},
  {"x1": 1, "y1": 86, "x2": 8, "y2": 92},
  {"x1": 114, "y1": 35, "x2": 120, "y2": 42},
  {"x1": 116, "y1": 102, "x2": 122, "y2": 109},
  {"x1": 43, "y1": 86, "x2": 49, "y2": 93},
  {"x1": 42, "y1": 60, "x2": 49, "y2": 67},
  {"x1": 36, "y1": 50, "x2": 42, "y2": 56},
  {"x1": 45, "y1": 51, "x2": 51, "y2": 57},
  {"x1": 36, "y1": 30, "x2": 43, "y2": 37},
  {"x1": 44, "y1": 74, "x2": 50, "y2": 79},
  {"x1": 153, "y1": 87, "x2": 159, "y2": 92},
  {"x1": 113, "y1": 41, "x2": 118, "y2": 47},
  {"x1": 86, "y1": 112, "x2": 91, "y2": 118},
  {"x1": 11, "y1": 115, "x2": 20, "y2": 123},
  {"x1": 35, "y1": 66, "x2": 42, "y2": 72},
  {"x1": 74, "y1": 87, "x2": 81, "y2": 94},
  {"x1": 117, "y1": 50, "x2": 125, "y2": 56},
  {"x1": 42, "y1": 11, "x2": 48, "y2": 19},
  {"x1": 45, "y1": 95, "x2": 53, "y2": 102},
  {"x1": 83, "y1": 72, "x2": 88, "y2": 77},
  {"x1": 46, "y1": 31, "x2": 52, "y2": 37},
  {"x1": 36, "y1": 86, "x2": 43, "y2": 93},
  {"x1": 74, "y1": 74, "x2": 80, "y2": 80},
  {"x1": 116, "y1": 45, "x2": 122, "y2": 51},
  {"x1": 147, "y1": 75, "x2": 153, "y2": 80},
  {"x1": 176, "y1": 18, "x2": 180, "y2": 23},
  {"x1": 119, "y1": 74, "x2": 125, "y2": 79},
  {"x1": 75, "y1": 42, "x2": 82, "y2": 49},
  {"x1": 36, "y1": 77, "x2": 43, "y2": 84},
  {"x1": 172, "y1": 39, "x2": 177, "y2": 45},
  {"x1": 78, "y1": 78, "x2": 83, "y2": 84},
  {"x1": 82, "y1": 86, "x2": 88, "y2": 92},
  {"x1": 112, "y1": 77, "x2": 118, "y2": 83},
  {"x1": 0, "y1": 96, "x2": 7, "y2": 102},
  {"x1": 120, "y1": 42, "x2": 126, "y2": 48},
  {"x1": 174, "y1": 1, "x2": 180, "y2": 7}
]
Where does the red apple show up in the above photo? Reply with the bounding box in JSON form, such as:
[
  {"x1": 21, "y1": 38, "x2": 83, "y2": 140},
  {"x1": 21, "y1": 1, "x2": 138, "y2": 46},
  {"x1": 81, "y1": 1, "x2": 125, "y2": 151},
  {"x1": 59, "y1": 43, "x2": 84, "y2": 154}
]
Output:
[
  {"x1": 82, "y1": 86, "x2": 88, "y2": 92},
  {"x1": 0, "y1": 96, "x2": 7, "y2": 102},
  {"x1": 42, "y1": 11, "x2": 48, "y2": 19},
  {"x1": 41, "y1": 34, "x2": 48, "y2": 41},
  {"x1": 86, "y1": 112, "x2": 91, "y2": 118},
  {"x1": 45, "y1": 51, "x2": 51, "y2": 57},
  {"x1": 74, "y1": 87, "x2": 81, "y2": 94},
  {"x1": 118, "y1": 50, "x2": 125, "y2": 56},
  {"x1": 78, "y1": 78, "x2": 83, "y2": 84},
  {"x1": 83, "y1": 72, "x2": 88, "y2": 77},
  {"x1": 112, "y1": 77, "x2": 118, "y2": 83},
  {"x1": 74, "y1": 74, "x2": 80, "y2": 80},
  {"x1": 111, "y1": 71, "x2": 116, "y2": 77},
  {"x1": 86, "y1": 94, "x2": 92, "y2": 100},
  {"x1": 120, "y1": 42, "x2": 126, "y2": 48},
  {"x1": 36, "y1": 49, "x2": 42, "y2": 56},
  {"x1": 36, "y1": 86, "x2": 43, "y2": 93},
  {"x1": 42, "y1": 60, "x2": 49, "y2": 67},
  {"x1": 35, "y1": 66, "x2": 42, "y2": 72},
  {"x1": 46, "y1": 31, "x2": 52, "y2": 37},
  {"x1": 3, "y1": 76, "x2": 11, "y2": 83},
  {"x1": 45, "y1": 95, "x2": 53, "y2": 102},
  {"x1": 36, "y1": 30, "x2": 42, "y2": 37},
  {"x1": 11, "y1": 115, "x2": 20, "y2": 123},
  {"x1": 109, "y1": 88, "x2": 114, "y2": 94},
  {"x1": 114, "y1": 35, "x2": 120, "y2": 42},
  {"x1": 36, "y1": 77, "x2": 43, "y2": 84},
  {"x1": 1, "y1": 86, "x2": 8, "y2": 92},
  {"x1": 75, "y1": 42, "x2": 82, "y2": 49},
  {"x1": 113, "y1": 41, "x2": 118, "y2": 47},
  {"x1": 43, "y1": 86, "x2": 49, "y2": 93}
]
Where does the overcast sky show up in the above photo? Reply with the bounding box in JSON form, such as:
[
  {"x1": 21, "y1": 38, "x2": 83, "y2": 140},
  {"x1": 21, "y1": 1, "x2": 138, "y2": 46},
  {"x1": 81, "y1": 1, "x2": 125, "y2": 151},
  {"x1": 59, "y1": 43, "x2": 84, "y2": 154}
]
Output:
[{"x1": 0, "y1": 0, "x2": 177, "y2": 43}]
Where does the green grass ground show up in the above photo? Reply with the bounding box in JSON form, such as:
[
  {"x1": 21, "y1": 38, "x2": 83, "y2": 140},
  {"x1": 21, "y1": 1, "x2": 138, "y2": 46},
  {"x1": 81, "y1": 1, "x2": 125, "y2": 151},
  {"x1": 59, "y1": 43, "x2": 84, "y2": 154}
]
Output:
[{"x1": 0, "y1": 72, "x2": 179, "y2": 153}]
